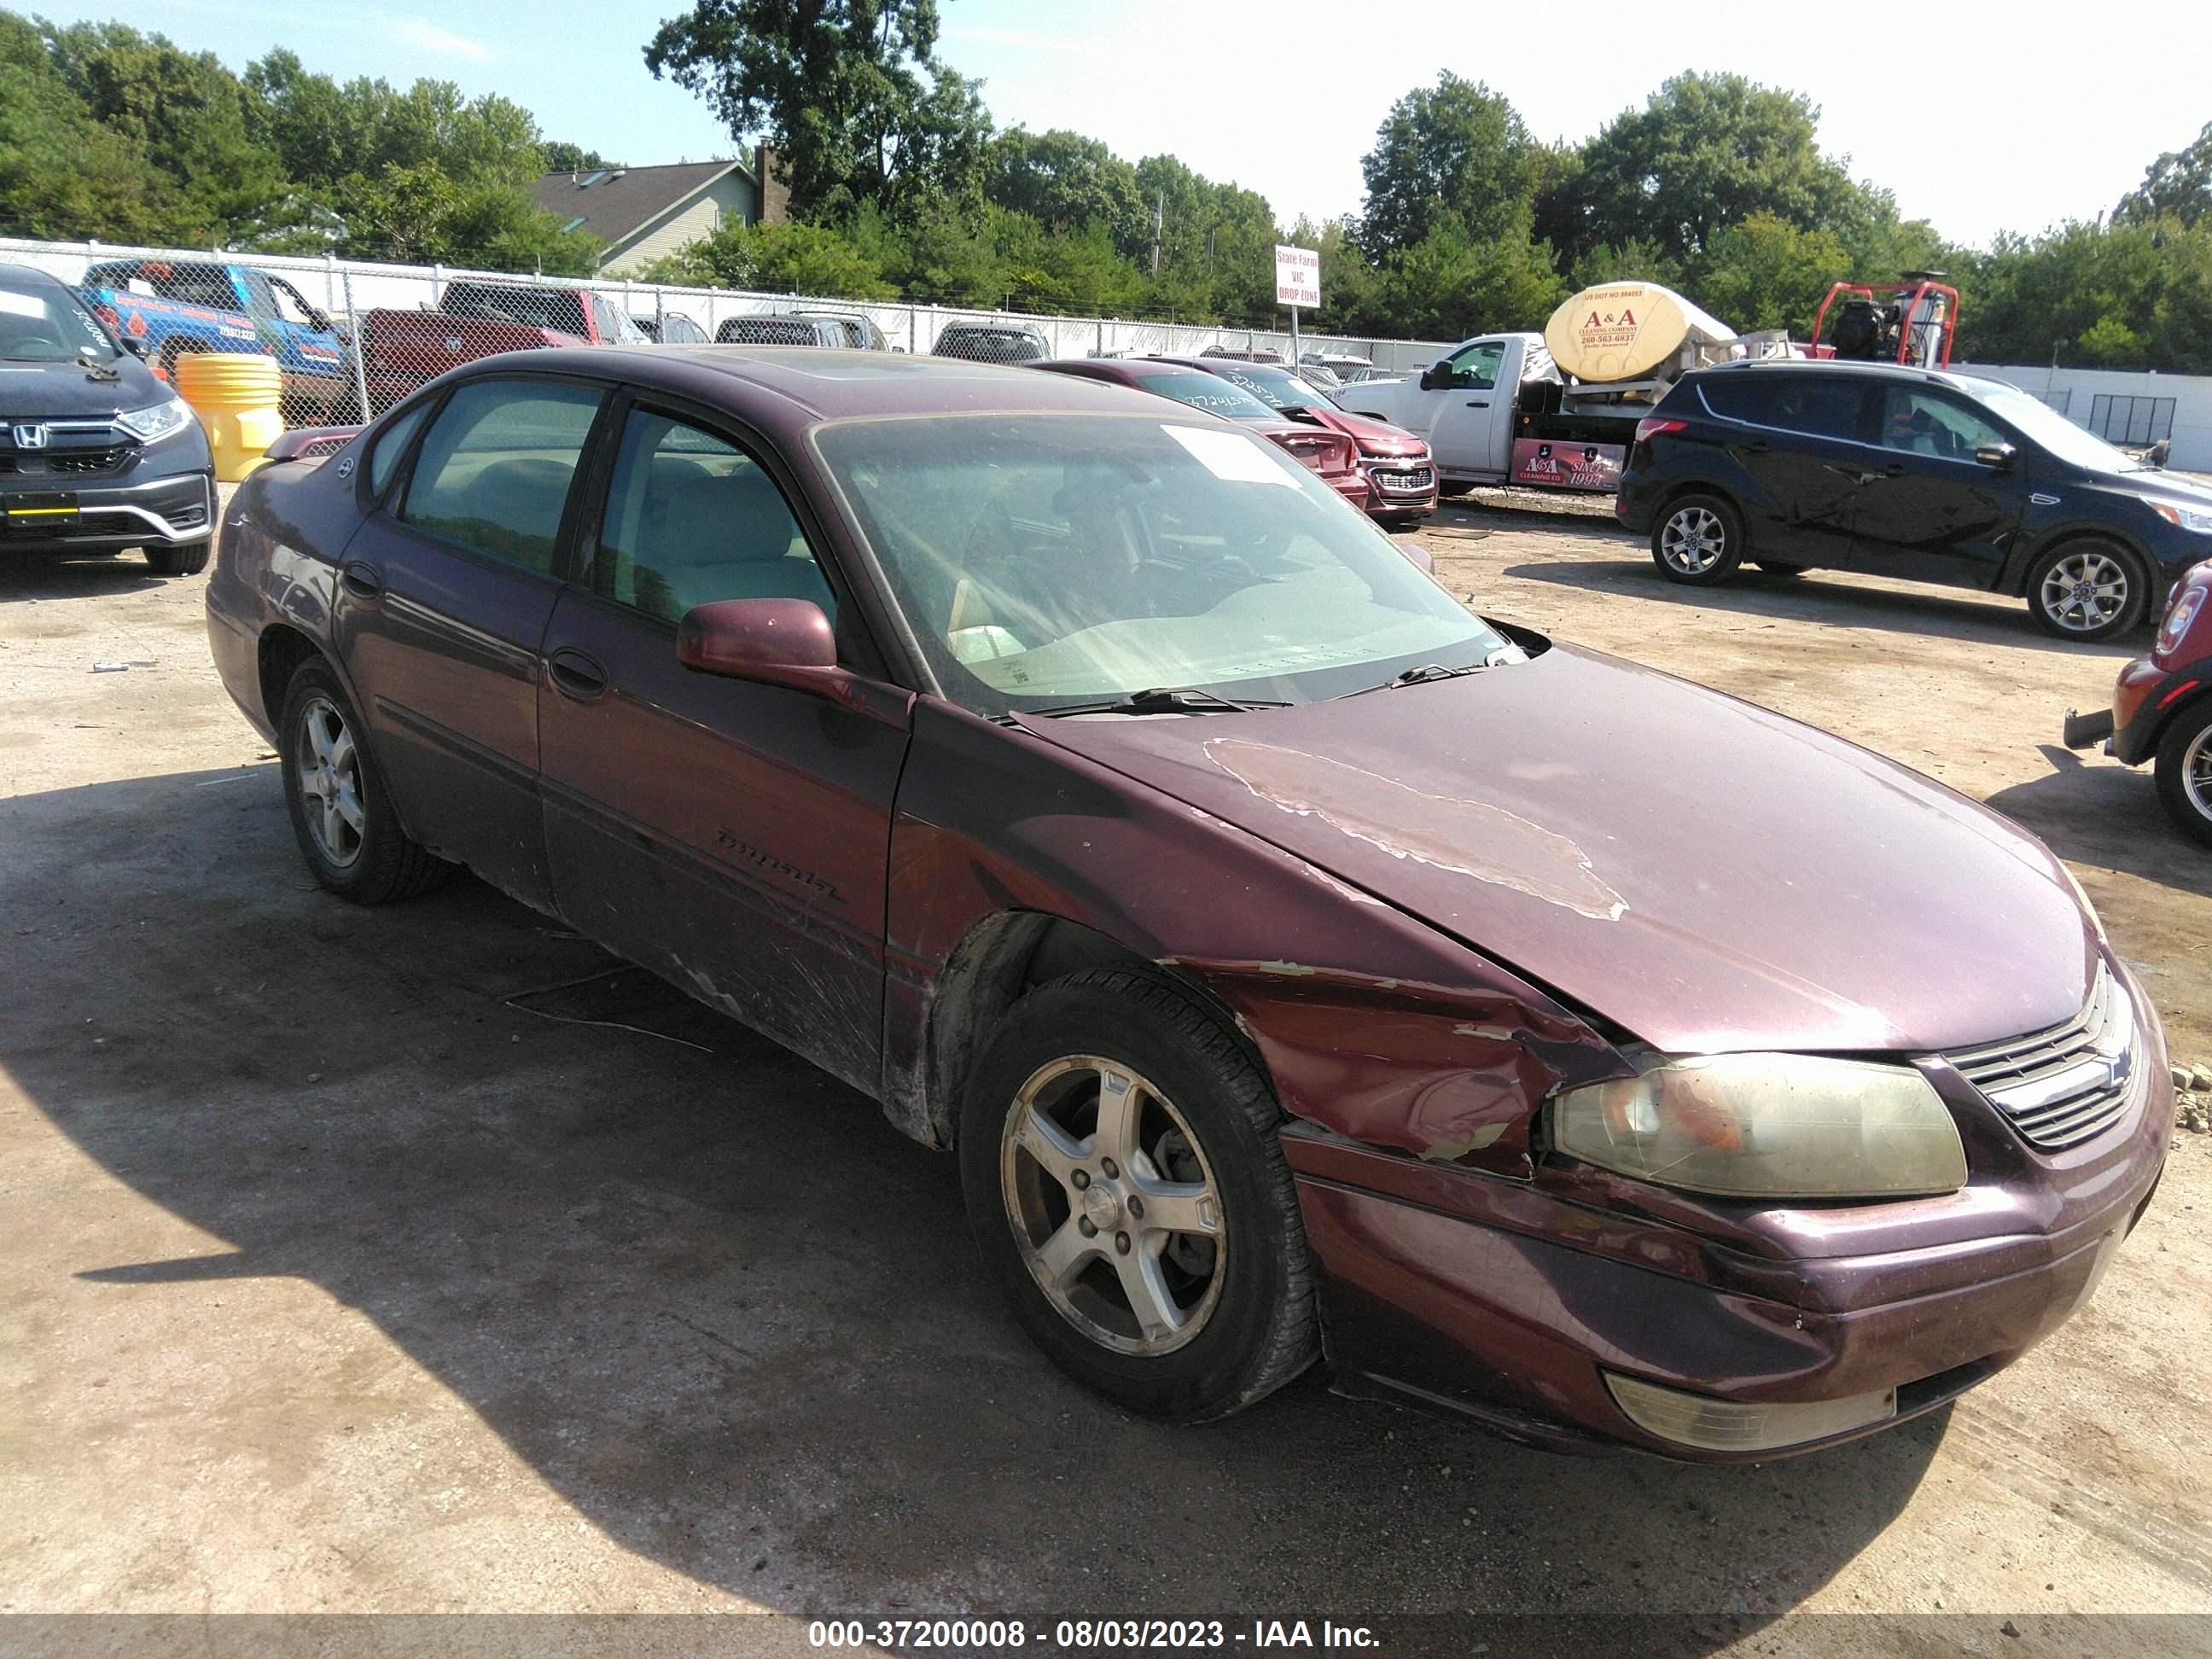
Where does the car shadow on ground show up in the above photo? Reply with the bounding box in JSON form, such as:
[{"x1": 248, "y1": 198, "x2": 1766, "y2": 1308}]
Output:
[
  {"x1": 0, "y1": 550, "x2": 173, "y2": 601},
  {"x1": 1493, "y1": 551, "x2": 2151, "y2": 659},
  {"x1": 0, "y1": 765, "x2": 1948, "y2": 1631},
  {"x1": 1985, "y1": 746, "x2": 2212, "y2": 902}
]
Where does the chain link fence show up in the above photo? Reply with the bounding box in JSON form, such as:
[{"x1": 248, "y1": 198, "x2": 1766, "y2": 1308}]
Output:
[{"x1": 1, "y1": 236, "x2": 1448, "y2": 430}]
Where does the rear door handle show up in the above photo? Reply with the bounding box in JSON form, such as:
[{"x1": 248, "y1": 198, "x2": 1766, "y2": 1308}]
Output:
[
  {"x1": 547, "y1": 647, "x2": 608, "y2": 701},
  {"x1": 340, "y1": 561, "x2": 382, "y2": 600}
]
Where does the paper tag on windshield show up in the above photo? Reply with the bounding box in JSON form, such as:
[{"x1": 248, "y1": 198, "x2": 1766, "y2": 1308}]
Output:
[{"x1": 1162, "y1": 422, "x2": 1296, "y2": 486}]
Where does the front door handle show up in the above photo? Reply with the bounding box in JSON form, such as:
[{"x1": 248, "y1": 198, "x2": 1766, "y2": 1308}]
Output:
[
  {"x1": 1465, "y1": 400, "x2": 1489, "y2": 408},
  {"x1": 340, "y1": 561, "x2": 382, "y2": 600},
  {"x1": 547, "y1": 646, "x2": 608, "y2": 701}
]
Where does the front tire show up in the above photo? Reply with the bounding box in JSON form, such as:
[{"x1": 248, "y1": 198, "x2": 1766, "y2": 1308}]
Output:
[
  {"x1": 2028, "y1": 538, "x2": 2146, "y2": 642},
  {"x1": 277, "y1": 656, "x2": 451, "y2": 903},
  {"x1": 143, "y1": 542, "x2": 209, "y2": 577},
  {"x1": 958, "y1": 970, "x2": 1317, "y2": 1421},
  {"x1": 2155, "y1": 701, "x2": 2212, "y2": 847},
  {"x1": 1651, "y1": 493, "x2": 1745, "y2": 585}
]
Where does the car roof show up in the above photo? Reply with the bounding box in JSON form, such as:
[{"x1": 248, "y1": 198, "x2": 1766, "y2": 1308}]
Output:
[
  {"x1": 1692, "y1": 356, "x2": 1981, "y2": 393},
  {"x1": 0, "y1": 262, "x2": 72, "y2": 295},
  {"x1": 1038, "y1": 357, "x2": 1212, "y2": 382},
  {"x1": 539, "y1": 344, "x2": 1161, "y2": 420}
]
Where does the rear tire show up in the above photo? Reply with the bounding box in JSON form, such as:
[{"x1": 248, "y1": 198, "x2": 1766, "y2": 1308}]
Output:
[
  {"x1": 143, "y1": 543, "x2": 209, "y2": 577},
  {"x1": 958, "y1": 969, "x2": 1317, "y2": 1422},
  {"x1": 2155, "y1": 701, "x2": 2212, "y2": 847},
  {"x1": 1650, "y1": 493, "x2": 1744, "y2": 585},
  {"x1": 2026, "y1": 538, "x2": 2147, "y2": 642},
  {"x1": 277, "y1": 656, "x2": 452, "y2": 903}
]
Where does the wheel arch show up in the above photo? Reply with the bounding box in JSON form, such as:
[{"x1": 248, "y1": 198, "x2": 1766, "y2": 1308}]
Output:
[
  {"x1": 255, "y1": 623, "x2": 327, "y2": 734},
  {"x1": 911, "y1": 911, "x2": 1261, "y2": 1151}
]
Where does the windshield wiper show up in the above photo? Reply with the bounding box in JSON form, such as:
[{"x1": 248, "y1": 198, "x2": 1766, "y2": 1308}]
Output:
[
  {"x1": 1336, "y1": 655, "x2": 1513, "y2": 699},
  {"x1": 1026, "y1": 685, "x2": 1291, "y2": 718}
]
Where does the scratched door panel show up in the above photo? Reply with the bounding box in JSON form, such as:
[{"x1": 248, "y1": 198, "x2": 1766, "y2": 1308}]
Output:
[{"x1": 536, "y1": 590, "x2": 907, "y2": 1093}]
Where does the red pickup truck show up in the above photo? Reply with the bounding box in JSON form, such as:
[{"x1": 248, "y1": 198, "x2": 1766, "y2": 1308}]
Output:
[{"x1": 359, "y1": 279, "x2": 649, "y2": 406}]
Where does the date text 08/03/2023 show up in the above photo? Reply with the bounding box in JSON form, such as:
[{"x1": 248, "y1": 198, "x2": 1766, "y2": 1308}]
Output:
[{"x1": 807, "y1": 1620, "x2": 1382, "y2": 1650}]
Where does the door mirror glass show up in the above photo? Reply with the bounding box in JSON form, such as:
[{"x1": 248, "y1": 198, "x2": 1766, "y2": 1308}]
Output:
[
  {"x1": 1974, "y1": 441, "x2": 2017, "y2": 470},
  {"x1": 677, "y1": 597, "x2": 838, "y2": 689}
]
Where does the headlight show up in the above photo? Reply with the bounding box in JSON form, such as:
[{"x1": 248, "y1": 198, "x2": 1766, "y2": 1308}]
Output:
[
  {"x1": 1551, "y1": 1052, "x2": 1967, "y2": 1200},
  {"x1": 117, "y1": 396, "x2": 195, "y2": 444},
  {"x1": 2147, "y1": 499, "x2": 2212, "y2": 534}
]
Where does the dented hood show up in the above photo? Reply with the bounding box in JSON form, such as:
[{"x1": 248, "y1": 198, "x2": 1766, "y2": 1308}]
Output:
[{"x1": 1018, "y1": 643, "x2": 2095, "y2": 1054}]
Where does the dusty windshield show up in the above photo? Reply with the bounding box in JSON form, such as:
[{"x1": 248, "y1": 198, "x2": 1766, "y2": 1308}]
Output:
[
  {"x1": 0, "y1": 286, "x2": 118, "y2": 362},
  {"x1": 814, "y1": 412, "x2": 1502, "y2": 713},
  {"x1": 1213, "y1": 363, "x2": 1342, "y2": 413}
]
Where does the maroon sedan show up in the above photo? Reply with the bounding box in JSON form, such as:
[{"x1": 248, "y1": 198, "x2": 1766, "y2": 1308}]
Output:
[
  {"x1": 1151, "y1": 356, "x2": 1439, "y2": 526},
  {"x1": 2064, "y1": 556, "x2": 2212, "y2": 843},
  {"x1": 207, "y1": 349, "x2": 2168, "y2": 1459},
  {"x1": 1029, "y1": 356, "x2": 1372, "y2": 515}
]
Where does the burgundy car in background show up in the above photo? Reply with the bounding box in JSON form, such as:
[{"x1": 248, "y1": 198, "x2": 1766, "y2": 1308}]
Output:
[
  {"x1": 206, "y1": 347, "x2": 2168, "y2": 1461},
  {"x1": 1152, "y1": 356, "x2": 1440, "y2": 527},
  {"x1": 1029, "y1": 357, "x2": 1372, "y2": 514}
]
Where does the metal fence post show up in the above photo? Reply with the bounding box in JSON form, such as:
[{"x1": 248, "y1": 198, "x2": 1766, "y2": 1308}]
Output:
[{"x1": 344, "y1": 270, "x2": 372, "y2": 422}]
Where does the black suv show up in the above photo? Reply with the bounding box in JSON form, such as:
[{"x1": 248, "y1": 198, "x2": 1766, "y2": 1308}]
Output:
[{"x1": 1615, "y1": 358, "x2": 2212, "y2": 641}]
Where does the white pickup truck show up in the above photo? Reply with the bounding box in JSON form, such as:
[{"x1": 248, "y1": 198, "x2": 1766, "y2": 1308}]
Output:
[{"x1": 1336, "y1": 283, "x2": 1753, "y2": 495}]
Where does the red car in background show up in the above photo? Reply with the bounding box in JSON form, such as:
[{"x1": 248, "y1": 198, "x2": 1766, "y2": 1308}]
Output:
[
  {"x1": 1150, "y1": 356, "x2": 1439, "y2": 527},
  {"x1": 2065, "y1": 557, "x2": 2212, "y2": 844},
  {"x1": 1030, "y1": 358, "x2": 1371, "y2": 515}
]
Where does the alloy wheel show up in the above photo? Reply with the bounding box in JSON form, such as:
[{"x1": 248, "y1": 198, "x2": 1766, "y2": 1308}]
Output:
[
  {"x1": 2186, "y1": 724, "x2": 2212, "y2": 825},
  {"x1": 999, "y1": 1054, "x2": 1225, "y2": 1354},
  {"x1": 1659, "y1": 505, "x2": 1726, "y2": 574},
  {"x1": 295, "y1": 695, "x2": 366, "y2": 868},
  {"x1": 2039, "y1": 549, "x2": 2132, "y2": 634}
]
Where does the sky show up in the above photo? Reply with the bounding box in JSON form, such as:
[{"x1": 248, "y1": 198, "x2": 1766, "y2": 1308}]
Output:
[{"x1": 53, "y1": 0, "x2": 2212, "y2": 249}]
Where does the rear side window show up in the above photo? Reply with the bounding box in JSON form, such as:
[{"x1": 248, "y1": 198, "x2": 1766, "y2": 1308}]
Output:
[
  {"x1": 1702, "y1": 376, "x2": 1871, "y2": 442},
  {"x1": 366, "y1": 400, "x2": 435, "y2": 499},
  {"x1": 399, "y1": 380, "x2": 602, "y2": 573}
]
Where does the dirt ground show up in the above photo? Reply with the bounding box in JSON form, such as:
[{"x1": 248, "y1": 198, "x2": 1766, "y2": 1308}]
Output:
[{"x1": 2, "y1": 497, "x2": 2209, "y2": 1654}]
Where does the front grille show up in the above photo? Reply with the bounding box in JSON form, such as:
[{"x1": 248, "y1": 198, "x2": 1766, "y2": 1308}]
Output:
[
  {"x1": 1371, "y1": 465, "x2": 1435, "y2": 492},
  {"x1": 1944, "y1": 963, "x2": 2137, "y2": 1150},
  {"x1": 47, "y1": 449, "x2": 131, "y2": 476}
]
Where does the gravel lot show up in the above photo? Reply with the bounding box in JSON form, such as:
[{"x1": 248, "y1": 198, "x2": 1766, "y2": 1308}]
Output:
[{"x1": 2, "y1": 498, "x2": 2209, "y2": 1650}]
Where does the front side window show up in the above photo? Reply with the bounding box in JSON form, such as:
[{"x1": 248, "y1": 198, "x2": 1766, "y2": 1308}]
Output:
[
  {"x1": 1880, "y1": 387, "x2": 2005, "y2": 459},
  {"x1": 597, "y1": 410, "x2": 835, "y2": 625},
  {"x1": 1443, "y1": 341, "x2": 1505, "y2": 390},
  {"x1": 399, "y1": 380, "x2": 602, "y2": 573},
  {"x1": 815, "y1": 412, "x2": 1506, "y2": 713}
]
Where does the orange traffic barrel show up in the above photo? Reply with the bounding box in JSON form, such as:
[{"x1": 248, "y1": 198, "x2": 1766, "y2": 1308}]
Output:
[{"x1": 173, "y1": 352, "x2": 284, "y2": 481}]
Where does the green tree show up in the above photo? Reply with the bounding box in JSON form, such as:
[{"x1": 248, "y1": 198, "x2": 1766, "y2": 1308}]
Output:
[
  {"x1": 644, "y1": 0, "x2": 992, "y2": 219},
  {"x1": 2116, "y1": 119, "x2": 2212, "y2": 228},
  {"x1": 986, "y1": 127, "x2": 1144, "y2": 249},
  {"x1": 1356, "y1": 73, "x2": 1541, "y2": 257},
  {"x1": 540, "y1": 140, "x2": 618, "y2": 174},
  {"x1": 1375, "y1": 214, "x2": 1565, "y2": 340},
  {"x1": 0, "y1": 13, "x2": 178, "y2": 241},
  {"x1": 1689, "y1": 213, "x2": 1848, "y2": 332},
  {"x1": 1554, "y1": 72, "x2": 1861, "y2": 262}
]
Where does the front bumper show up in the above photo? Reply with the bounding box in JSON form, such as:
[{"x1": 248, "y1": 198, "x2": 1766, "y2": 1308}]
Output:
[
  {"x1": 0, "y1": 469, "x2": 215, "y2": 549},
  {"x1": 1288, "y1": 984, "x2": 2170, "y2": 1461}
]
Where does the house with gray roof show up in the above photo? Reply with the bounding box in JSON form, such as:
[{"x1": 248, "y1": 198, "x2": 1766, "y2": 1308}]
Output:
[{"x1": 529, "y1": 148, "x2": 788, "y2": 276}]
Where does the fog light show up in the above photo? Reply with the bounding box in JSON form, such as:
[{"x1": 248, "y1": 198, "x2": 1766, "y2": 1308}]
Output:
[{"x1": 1604, "y1": 1371, "x2": 1896, "y2": 1452}]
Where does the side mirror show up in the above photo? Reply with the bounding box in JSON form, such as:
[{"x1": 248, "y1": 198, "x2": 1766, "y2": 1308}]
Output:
[
  {"x1": 678, "y1": 597, "x2": 837, "y2": 687},
  {"x1": 1399, "y1": 539, "x2": 1435, "y2": 574},
  {"x1": 1974, "y1": 441, "x2": 2017, "y2": 470},
  {"x1": 118, "y1": 336, "x2": 147, "y2": 357},
  {"x1": 307, "y1": 308, "x2": 335, "y2": 334},
  {"x1": 1417, "y1": 363, "x2": 1448, "y2": 392}
]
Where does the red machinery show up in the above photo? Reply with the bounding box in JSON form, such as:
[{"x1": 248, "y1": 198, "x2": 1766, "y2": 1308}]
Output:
[{"x1": 1808, "y1": 273, "x2": 1959, "y2": 368}]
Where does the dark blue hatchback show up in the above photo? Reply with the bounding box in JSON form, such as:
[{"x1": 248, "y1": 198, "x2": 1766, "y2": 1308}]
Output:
[{"x1": 1615, "y1": 358, "x2": 2212, "y2": 642}]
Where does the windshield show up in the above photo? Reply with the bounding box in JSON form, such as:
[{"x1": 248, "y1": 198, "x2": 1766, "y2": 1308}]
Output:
[
  {"x1": 1135, "y1": 370, "x2": 1279, "y2": 422},
  {"x1": 814, "y1": 412, "x2": 1503, "y2": 715},
  {"x1": 1206, "y1": 362, "x2": 1341, "y2": 413},
  {"x1": 0, "y1": 285, "x2": 118, "y2": 362},
  {"x1": 1966, "y1": 379, "x2": 2142, "y2": 473}
]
